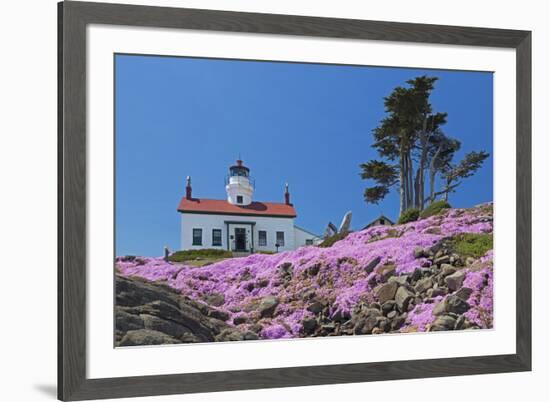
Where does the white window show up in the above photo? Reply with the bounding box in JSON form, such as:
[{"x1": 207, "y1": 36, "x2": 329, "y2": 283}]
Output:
[
  {"x1": 276, "y1": 231, "x2": 285, "y2": 247},
  {"x1": 258, "y1": 230, "x2": 267, "y2": 246}
]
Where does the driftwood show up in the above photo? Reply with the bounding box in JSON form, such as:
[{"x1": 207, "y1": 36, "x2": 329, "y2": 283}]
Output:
[{"x1": 323, "y1": 212, "x2": 352, "y2": 239}]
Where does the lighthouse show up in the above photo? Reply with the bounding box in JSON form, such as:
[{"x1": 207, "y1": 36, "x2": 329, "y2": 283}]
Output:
[
  {"x1": 177, "y1": 159, "x2": 321, "y2": 253},
  {"x1": 225, "y1": 159, "x2": 254, "y2": 205}
]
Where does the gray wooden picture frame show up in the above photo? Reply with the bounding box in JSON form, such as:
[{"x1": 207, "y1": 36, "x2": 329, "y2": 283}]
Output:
[{"x1": 58, "y1": 1, "x2": 532, "y2": 400}]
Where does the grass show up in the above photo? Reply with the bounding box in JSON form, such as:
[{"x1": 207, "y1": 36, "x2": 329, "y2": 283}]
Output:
[
  {"x1": 398, "y1": 208, "x2": 420, "y2": 224},
  {"x1": 420, "y1": 200, "x2": 451, "y2": 219},
  {"x1": 318, "y1": 231, "x2": 349, "y2": 248},
  {"x1": 167, "y1": 249, "x2": 233, "y2": 266},
  {"x1": 450, "y1": 233, "x2": 493, "y2": 258}
]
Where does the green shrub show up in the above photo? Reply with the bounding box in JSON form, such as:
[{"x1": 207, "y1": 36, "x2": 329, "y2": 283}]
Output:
[
  {"x1": 318, "y1": 231, "x2": 349, "y2": 248},
  {"x1": 420, "y1": 200, "x2": 451, "y2": 219},
  {"x1": 255, "y1": 250, "x2": 275, "y2": 255},
  {"x1": 397, "y1": 208, "x2": 420, "y2": 224},
  {"x1": 450, "y1": 233, "x2": 493, "y2": 258},
  {"x1": 167, "y1": 249, "x2": 232, "y2": 263}
]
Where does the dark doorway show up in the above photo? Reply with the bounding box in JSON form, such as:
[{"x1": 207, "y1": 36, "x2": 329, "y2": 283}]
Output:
[{"x1": 234, "y1": 228, "x2": 246, "y2": 251}]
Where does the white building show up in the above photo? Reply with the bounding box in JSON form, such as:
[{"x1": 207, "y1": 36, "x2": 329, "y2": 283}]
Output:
[{"x1": 177, "y1": 160, "x2": 320, "y2": 253}]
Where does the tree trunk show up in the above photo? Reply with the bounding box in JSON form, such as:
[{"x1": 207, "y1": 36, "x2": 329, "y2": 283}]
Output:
[
  {"x1": 414, "y1": 167, "x2": 424, "y2": 209},
  {"x1": 428, "y1": 144, "x2": 443, "y2": 203},
  {"x1": 407, "y1": 153, "x2": 414, "y2": 209},
  {"x1": 399, "y1": 151, "x2": 406, "y2": 215},
  {"x1": 417, "y1": 117, "x2": 428, "y2": 210}
]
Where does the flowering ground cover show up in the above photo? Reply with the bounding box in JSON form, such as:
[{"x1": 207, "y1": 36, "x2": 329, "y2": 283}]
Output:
[{"x1": 116, "y1": 204, "x2": 493, "y2": 342}]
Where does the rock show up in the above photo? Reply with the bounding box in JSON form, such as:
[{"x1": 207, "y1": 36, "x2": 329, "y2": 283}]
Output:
[
  {"x1": 114, "y1": 275, "x2": 244, "y2": 345},
  {"x1": 455, "y1": 315, "x2": 466, "y2": 330},
  {"x1": 414, "y1": 277, "x2": 433, "y2": 294},
  {"x1": 119, "y1": 329, "x2": 181, "y2": 346},
  {"x1": 445, "y1": 270, "x2": 466, "y2": 291},
  {"x1": 454, "y1": 287, "x2": 473, "y2": 301},
  {"x1": 115, "y1": 309, "x2": 144, "y2": 332},
  {"x1": 277, "y1": 263, "x2": 293, "y2": 282},
  {"x1": 204, "y1": 292, "x2": 225, "y2": 307},
  {"x1": 375, "y1": 282, "x2": 399, "y2": 304},
  {"x1": 376, "y1": 263, "x2": 396, "y2": 280},
  {"x1": 391, "y1": 314, "x2": 406, "y2": 330},
  {"x1": 395, "y1": 286, "x2": 414, "y2": 313},
  {"x1": 389, "y1": 275, "x2": 409, "y2": 286},
  {"x1": 466, "y1": 257, "x2": 475, "y2": 266},
  {"x1": 381, "y1": 300, "x2": 396, "y2": 315},
  {"x1": 377, "y1": 317, "x2": 391, "y2": 332},
  {"x1": 353, "y1": 315, "x2": 378, "y2": 335},
  {"x1": 307, "y1": 300, "x2": 325, "y2": 315},
  {"x1": 409, "y1": 268, "x2": 423, "y2": 283},
  {"x1": 434, "y1": 255, "x2": 451, "y2": 266},
  {"x1": 427, "y1": 287, "x2": 447, "y2": 298},
  {"x1": 243, "y1": 331, "x2": 259, "y2": 341},
  {"x1": 215, "y1": 329, "x2": 243, "y2": 342},
  {"x1": 440, "y1": 264, "x2": 456, "y2": 277},
  {"x1": 233, "y1": 315, "x2": 247, "y2": 325},
  {"x1": 306, "y1": 263, "x2": 321, "y2": 276},
  {"x1": 369, "y1": 302, "x2": 381, "y2": 310},
  {"x1": 432, "y1": 294, "x2": 470, "y2": 317},
  {"x1": 140, "y1": 314, "x2": 191, "y2": 339},
  {"x1": 249, "y1": 324, "x2": 263, "y2": 334},
  {"x1": 364, "y1": 256, "x2": 382, "y2": 273},
  {"x1": 387, "y1": 310, "x2": 397, "y2": 320},
  {"x1": 302, "y1": 317, "x2": 318, "y2": 334},
  {"x1": 413, "y1": 247, "x2": 427, "y2": 259},
  {"x1": 338, "y1": 211, "x2": 353, "y2": 233},
  {"x1": 208, "y1": 309, "x2": 230, "y2": 321},
  {"x1": 432, "y1": 300, "x2": 447, "y2": 316},
  {"x1": 332, "y1": 309, "x2": 351, "y2": 323},
  {"x1": 256, "y1": 278, "x2": 270, "y2": 288},
  {"x1": 259, "y1": 297, "x2": 279, "y2": 318},
  {"x1": 446, "y1": 295, "x2": 470, "y2": 314},
  {"x1": 431, "y1": 315, "x2": 457, "y2": 331}
]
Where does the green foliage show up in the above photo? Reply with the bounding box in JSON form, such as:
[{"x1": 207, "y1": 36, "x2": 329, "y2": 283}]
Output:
[
  {"x1": 397, "y1": 208, "x2": 420, "y2": 224},
  {"x1": 167, "y1": 249, "x2": 232, "y2": 264},
  {"x1": 255, "y1": 250, "x2": 275, "y2": 255},
  {"x1": 420, "y1": 200, "x2": 451, "y2": 219},
  {"x1": 450, "y1": 233, "x2": 493, "y2": 258},
  {"x1": 318, "y1": 231, "x2": 349, "y2": 248},
  {"x1": 360, "y1": 161, "x2": 398, "y2": 204},
  {"x1": 364, "y1": 186, "x2": 390, "y2": 204}
]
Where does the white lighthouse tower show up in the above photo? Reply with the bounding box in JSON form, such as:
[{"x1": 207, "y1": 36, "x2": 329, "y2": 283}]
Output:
[{"x1": 225, "y1": 159, "x2": 254, "y2": 205}]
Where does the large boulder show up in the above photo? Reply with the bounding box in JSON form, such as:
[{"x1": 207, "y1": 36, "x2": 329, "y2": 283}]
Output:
[
  {"x1": 395, "y1": 286, "x2": 415, "y2": 313},
  {"x1": 259, "y1": 297, "x2": 279, "y2": 318},
  {"x1": 445, "y1": 270, "x2": 466, "y2": 291},
  {"x1": 115, "y1": 275, "x2": 245, "y2": 346},
  {"x1": 375, "y1": 282, "x2": 399, "y2": 304},
  {"x1": 119, "y1": 329, "x2": 181, "y2": 346}
]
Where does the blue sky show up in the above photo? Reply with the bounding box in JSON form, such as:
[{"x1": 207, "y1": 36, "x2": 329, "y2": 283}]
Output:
[{"x1": 115, "y1": 54, "x2": 493, "y2": 257}]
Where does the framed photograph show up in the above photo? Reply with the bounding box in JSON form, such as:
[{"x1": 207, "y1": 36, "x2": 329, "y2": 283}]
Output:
[{"x1": 58, "y1": 1, "x2": 531, "y2": 400}]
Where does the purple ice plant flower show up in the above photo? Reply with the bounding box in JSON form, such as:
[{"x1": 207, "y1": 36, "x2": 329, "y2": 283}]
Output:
[{"x1": 116, "y1": 205, "x2": 494, "y2": 338}]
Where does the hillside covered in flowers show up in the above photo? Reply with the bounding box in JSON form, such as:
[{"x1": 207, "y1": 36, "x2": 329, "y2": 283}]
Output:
[{"x1": 115, "y1": 204, "x2": 493, "y2": 345}]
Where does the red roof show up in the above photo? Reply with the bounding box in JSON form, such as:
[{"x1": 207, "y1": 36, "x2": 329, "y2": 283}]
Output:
[{"x1": 177, "y1": 198, "x2": 297, "y2": 218}]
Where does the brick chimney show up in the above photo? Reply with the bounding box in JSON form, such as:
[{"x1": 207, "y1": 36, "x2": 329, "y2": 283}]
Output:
[
  {"x1": 186, "y1": 176, "x2": 192, "y2": 200},
  {"x1": 284, "y1": 183, "x2": 291, "y2": 205}
]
